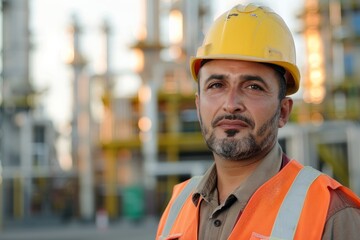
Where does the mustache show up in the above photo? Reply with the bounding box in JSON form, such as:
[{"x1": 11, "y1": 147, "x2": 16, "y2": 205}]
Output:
[{"x1": 212, "y1": 114, "x2": 255, "y2": 129}]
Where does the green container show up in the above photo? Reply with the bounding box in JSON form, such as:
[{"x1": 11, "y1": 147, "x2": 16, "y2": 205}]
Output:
[{"x1": 122, "y1": 185, "x2": 144, "y2": 220}]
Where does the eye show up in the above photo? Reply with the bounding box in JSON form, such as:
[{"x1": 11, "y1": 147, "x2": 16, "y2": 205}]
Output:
[
  {"x1": 247, "y1": 84, "x2": 264, "y2": 91},
  {"x1": 208, "y1": 82, "x2": 223, "y2": 89}
]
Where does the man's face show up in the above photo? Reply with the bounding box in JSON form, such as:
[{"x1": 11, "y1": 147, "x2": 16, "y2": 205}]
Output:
[{"x1": 195, "y1": 60, "x2": 292, "y2": 161}]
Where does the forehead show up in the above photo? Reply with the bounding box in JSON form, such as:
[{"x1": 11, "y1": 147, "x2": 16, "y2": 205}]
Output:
[{"x1": 198, "y1": 59, "x2": 277, "y2": 82}]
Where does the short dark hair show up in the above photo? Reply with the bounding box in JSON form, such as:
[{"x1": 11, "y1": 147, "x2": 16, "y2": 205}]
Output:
[{"x1": 261, "y1": 63, "x2": 287, "y2": 100}]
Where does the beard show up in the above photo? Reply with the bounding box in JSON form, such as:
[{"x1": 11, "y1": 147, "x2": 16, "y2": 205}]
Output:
[{"x1": 199, "y1": 107, "x2": 280, "y2": 161}]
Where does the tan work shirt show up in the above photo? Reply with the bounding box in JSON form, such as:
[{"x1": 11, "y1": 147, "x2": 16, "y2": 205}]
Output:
[{"x1": 192, "y1": 143, "x2": 360, "y2": 240}]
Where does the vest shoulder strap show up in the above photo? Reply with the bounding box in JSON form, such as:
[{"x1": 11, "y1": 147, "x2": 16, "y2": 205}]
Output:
[
  {"x1": 161, "y1": 176, "x2": 202, "y2": 238},
  {"x1": 270, "y1": 166, "x2": 321, "y2": 239}
]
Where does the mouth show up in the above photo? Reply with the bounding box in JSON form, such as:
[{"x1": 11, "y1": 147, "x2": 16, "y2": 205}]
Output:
[
  {"x1": 215, "y1": 119, "x2": 249, "y2": 130},
  {"x1": 215, "y1": 119, "x2": 249, "y2": 138},
  {"x1": 211, "y1": 115, "x2": 254, "y2": 137}
]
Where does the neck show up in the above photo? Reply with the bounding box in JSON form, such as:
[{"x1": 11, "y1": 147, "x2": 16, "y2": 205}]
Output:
[{"x1": 214, "y1": 156, "x2": 263, "y2": 204}]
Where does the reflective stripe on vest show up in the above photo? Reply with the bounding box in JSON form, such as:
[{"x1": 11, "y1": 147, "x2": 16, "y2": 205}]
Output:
[
  {"x1": 270, "y1": 166, "x2": 321, "y2": 239},
  {"x1": 161, "y1": 176, "x2": 202, "y2": 238},
  {"x1": 160, "y1": 166, "x2": 322, "y2": 239}
]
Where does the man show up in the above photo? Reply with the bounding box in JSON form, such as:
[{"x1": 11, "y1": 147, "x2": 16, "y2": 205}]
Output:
[{"x1": 157, "y1": 3, "x2": 360, "y2": 240}]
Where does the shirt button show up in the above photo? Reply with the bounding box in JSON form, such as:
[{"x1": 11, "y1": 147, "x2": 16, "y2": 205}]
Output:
[{"x1": 214, "y1": 219, "x2": 222, "y2": 227}]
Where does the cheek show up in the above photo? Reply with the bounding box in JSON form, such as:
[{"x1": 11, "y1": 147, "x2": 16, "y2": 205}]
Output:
[
  {"x1": 198, "y1": 99, "x2": 217, "y2": 125},
  {"x1": 251, "y1": 102, "x2": 279, "y2": 125}
]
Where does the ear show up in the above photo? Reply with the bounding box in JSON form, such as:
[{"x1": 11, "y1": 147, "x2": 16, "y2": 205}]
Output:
[
  {"x1": 278, "y1": 97, "x2": 293, "y2": 128},
  {"x1": 195, "y1": 92, "x2": 200, "y2": 122}
]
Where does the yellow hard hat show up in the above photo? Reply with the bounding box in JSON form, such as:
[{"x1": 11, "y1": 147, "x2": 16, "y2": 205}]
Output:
[{"x1": 190, "y1": 4, "x2": 300, "y2": 95}]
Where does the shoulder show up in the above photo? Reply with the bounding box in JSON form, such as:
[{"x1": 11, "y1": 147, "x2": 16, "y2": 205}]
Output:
[
  {"x1": 327, "y1": 188, "x2": 360, "y2": 220},
  {"x1": 171, "y1": 178, "x2": 193, "y2": 197},
  {"x1": 171, "y1": 176, "x2": 202, "y2": 200},
  {"x1": 322, "y1": 188, "x2": 360, "y2": 239}
]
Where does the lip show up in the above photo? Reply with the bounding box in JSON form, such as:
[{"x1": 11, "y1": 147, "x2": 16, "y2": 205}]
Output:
[{"x1": 215, "y1": 119, "x2": 249, "y2": 129}]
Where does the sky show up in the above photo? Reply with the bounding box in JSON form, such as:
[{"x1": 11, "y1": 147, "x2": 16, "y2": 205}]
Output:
[{"x1": 30, "y1": 0, "x2": 305, "y2": 127}]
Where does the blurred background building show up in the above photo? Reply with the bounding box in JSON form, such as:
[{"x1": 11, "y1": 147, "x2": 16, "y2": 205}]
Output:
[{"x1": 0, "y1": 0, "x2": 360, "y2": 230}]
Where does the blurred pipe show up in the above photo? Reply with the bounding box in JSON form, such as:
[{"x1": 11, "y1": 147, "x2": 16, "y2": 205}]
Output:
[
  {"x1": 145, "y1": 0, "x2": 160, "y2": 44},
  {"x1": 0, "y1": 181, "x2": 2, "y2": 231},
  {"x1": 347, "y1": 126, "x2": 360, "y2": 195},
  {"x1": 68, "y1": 14, "x2": 94, "y2": 221}
]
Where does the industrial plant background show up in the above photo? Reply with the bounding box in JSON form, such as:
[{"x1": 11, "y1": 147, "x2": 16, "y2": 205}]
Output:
[{"x1": 0, "y1": 0, "x2": 360, "y2": 237}]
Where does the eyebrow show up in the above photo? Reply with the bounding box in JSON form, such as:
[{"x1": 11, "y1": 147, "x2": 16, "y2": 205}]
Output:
[
  {"x1": 203, "y1": 74, "x2": 227, "y2": 85},
  {"x1": 241, "y1": 74, "x2": 267, "y2": 85},
  {"x1": 203, "y1": 73, "x2": 268, "y2": 87}
]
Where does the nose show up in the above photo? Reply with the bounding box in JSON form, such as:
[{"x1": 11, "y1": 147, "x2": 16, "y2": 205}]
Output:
[{"x1": 223, "y1": 87, "x2": 244, "y2": 113}]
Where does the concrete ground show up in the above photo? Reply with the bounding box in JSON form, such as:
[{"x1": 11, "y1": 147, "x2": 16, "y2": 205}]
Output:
[{"x1": 0, "y1": 217, "x2": 159, "y2": 240}]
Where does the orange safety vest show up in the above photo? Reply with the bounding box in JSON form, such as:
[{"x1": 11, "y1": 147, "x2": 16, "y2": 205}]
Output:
[{"x1": 157, "y1": 160, "x2": 360, "y2": 240}]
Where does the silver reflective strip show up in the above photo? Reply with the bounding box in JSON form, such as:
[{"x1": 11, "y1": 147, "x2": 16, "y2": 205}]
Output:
[
  {"x1": 270, "y1": 166, "x2": 321, "y2": 240},
  {"x1": 160, "y1": 176, "x2": 202, "y2": 238}
]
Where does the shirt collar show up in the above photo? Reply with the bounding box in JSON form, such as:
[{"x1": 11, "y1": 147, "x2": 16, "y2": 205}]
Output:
[{"x1": 192, "y1": 143, "x2": 283, "y2": 206}]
